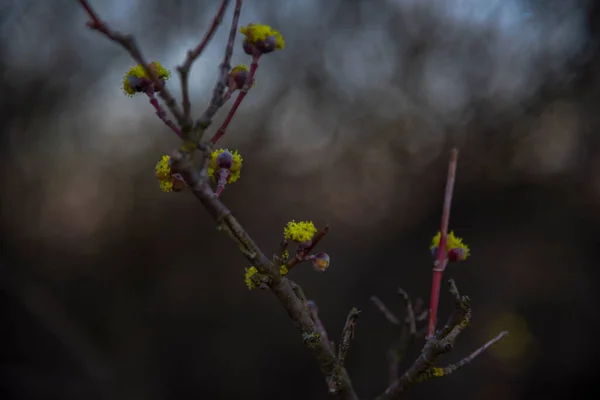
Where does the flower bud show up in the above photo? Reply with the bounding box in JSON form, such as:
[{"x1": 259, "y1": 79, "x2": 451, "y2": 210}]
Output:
[
  {"x1": 312, "y1": 252, "x2": 330, "y2": 272},
  {"x1": 448, "y1": 247, "x2": 468, "y2": 262},
  {"x1": 229, "y1": 65, "x2": 249, "y2": 89}
]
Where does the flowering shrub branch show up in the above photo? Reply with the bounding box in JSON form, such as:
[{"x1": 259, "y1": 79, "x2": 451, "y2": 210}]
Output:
[{"x1": 77, "y1": 1, "x2": 507, "y2": 398}]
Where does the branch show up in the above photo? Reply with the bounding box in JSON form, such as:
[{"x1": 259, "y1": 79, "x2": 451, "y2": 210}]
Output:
[
  {"x1": 169, "y1": 150, "x2": 359, "y2": 400},
  {"x1": 427, "y1": 148, "x2": 459, "y2": 337},
  {"x1": 374, "y1": 280, "x2": 508, "y2": 400},
  {"x1": 370, "y1": 296, "x2": 400, "y2": 326},
  {"x1": 417, "y1": 331, "x2": 509, "y2": 382},
  {"x1": 398, "y1": 288, "x2": 417, "y2": 336},
  {"x1": 191, "y1": 0, "x2": 243, "y2": 144},
  {"x1": 338, "y1": 308, "x2": 361, "y2": 367},
  {"x1": 78, "y1": 0, "x2": 186, "y2": 133},
  {"x1": 177, "y1": 0, "x2": 230, "y2": 132},
  {"x1": 373, "y1": 289, "x2": 426, "y2": 385}
]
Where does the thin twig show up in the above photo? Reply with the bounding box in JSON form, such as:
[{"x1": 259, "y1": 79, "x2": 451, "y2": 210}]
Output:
[
  {"x1": 78, "y1": 0, "x2": 186, "y2": 132},
  {"x1": 210, "y1": 54, "x2": 259, "y2": 144},
  {"x1": 374, "y1": 280, "x2": 504, "y2": 400},
  {"x1": 427, "y1": 148, "x2": 459, "y2": 338},
  {"x1": 146, "y1": 90, "x2": 183, "y2": 139},
  {"x1": 337, "y1": 308, "x2": 361, "y2": 367},
  {"x1": 371, "y1": 296, "x2": 400, "y2": 325},
  {"x1": 418, "y1": 331, "x2": 509, "y2": 382},
  {"x1": 177, "y1": 0, "x2": 230, "y2": 132},
  {"x1": 191, "y1": 0, "x2": 243, "y2": 144},
  {"x1": 398, "y1": 288, "x2": 417, "y2": 336}
]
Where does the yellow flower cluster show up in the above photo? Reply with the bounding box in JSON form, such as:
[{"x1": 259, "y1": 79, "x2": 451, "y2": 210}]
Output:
[
  {"x1": 240, "y1": 23, "x2": 285, "y2": 52},
  {"x1": 279, "y1": 265, "x2": 289, "y2": 276},
  {"x1": 430, "y1": 231, "x2": 470, "y2": 260},
  {"x1": 154, "y1": 155, "x2": 185, "y2": 192},
  {"x1": 244, "y1": 267, "x2": 259, "y2": 290},
  {"x1": 207, "y1": 149, "x2": 243, "y2": 183},
  {"x1": 284, "y1": 221, "x2": 317, "y2": 243},
  {"x1": 155, "y1": 155, "x2": 174, "y2": 192},
  {"x1": 122, "y1": 61, "x2": 170, "y2": 96}
]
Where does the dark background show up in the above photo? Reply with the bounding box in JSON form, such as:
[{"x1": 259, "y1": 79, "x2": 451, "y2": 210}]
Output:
[{"x1": 2, "y1": 0, "x2": 600, "y2": 399}]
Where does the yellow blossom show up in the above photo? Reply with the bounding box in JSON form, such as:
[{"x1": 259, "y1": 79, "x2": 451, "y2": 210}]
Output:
[
  {"x1": 122, "y1": 61, "x2": 171, "y2": 96},
  {"x1": 230, "y1": 64, "x2": 249, "y2": 74},
  {"x1": 240, "y1": 23, "x2": 285, "y2": 53},
  {"x1": 154, "y1": 155, "x2": 185, "y2": 193},
  {"x1": 207, "y1": 149, "x2": 243, "y2": 183},
  {"x1": 281, "y1": 249, "x2": 289, "y2": 261},
  {"x1": 430, "y1": 231, "x2": 470, "y2": 260},
  {"x1": 284, "y1": 220, "x2": 317, "y2": 243},
  {"x1": 279, "y1": 265, "x2": 289, "y2": 276},
  {"x1": 244, "y1": 267, "x2": 259, "y2": 290}
]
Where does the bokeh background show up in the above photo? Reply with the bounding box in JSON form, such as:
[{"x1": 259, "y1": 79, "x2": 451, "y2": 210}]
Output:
[{"x1": 2, "y1": 0, "x2": 600, "y2": 399}]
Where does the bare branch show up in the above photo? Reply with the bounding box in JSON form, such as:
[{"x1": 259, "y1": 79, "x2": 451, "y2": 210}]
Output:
[
  {"x1": 192, "y1": 0, "x2": 243, "y2": 144},
  {"x1": 427, "y1": 148, "x2": 459, "y2": 338},
  {"x1": 371, "y1": 296, "x2": 400, "y2": 325},
  {"x1": 177, "y1": 0, "x2": 230, "y2": 131},
  {"x1": 338, "y1": 308, "x2": 361, "y2": 367},
  {"x1": 375, "y1": 279, "x2": 501, "y2": 400},
  {"x1": 398, "y1": 288, "x2": 417, "y2": 336},
  {"x1": 418, "y1": 331, "x2": 509, "y2": 383},
  {"x1": 78, "y1": 0, "x2": 186, "y2": 132}
]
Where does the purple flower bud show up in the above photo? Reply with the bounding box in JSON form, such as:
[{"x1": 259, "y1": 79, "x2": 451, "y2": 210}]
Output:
[
  {"x1": 216, "y1": 151, "x2": 233, "y2": 169},
  {"x1": 254, "y1": 36, "x2": 278, "y2": 54},
  {"x1": 243, "y1": 40, "x2": 254, "y2": 55},
  {"x1": 312, "y1": 252, "x2": 330, "y2": 272},
  {"x1": 448, "y1": 247, "x2": 467, "y2": 262}
]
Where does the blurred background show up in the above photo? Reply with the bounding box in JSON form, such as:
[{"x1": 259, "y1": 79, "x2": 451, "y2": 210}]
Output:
[{"x1": 1, "y1": 0, "x2": 600, "y2": 399}]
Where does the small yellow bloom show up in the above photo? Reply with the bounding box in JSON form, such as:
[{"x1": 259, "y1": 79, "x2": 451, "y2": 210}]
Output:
[
  {"x1": 230, "y1": 64, "x2": 249, "y2": 75},
  {"x1": 284, "y1": 220, "x2": 317, "y2": 243},
  {"x1": 154, "y1": 155, "x2": 185, "y2": 193},
  {"x1": 207, "y1": 149, "x2": 243, "y2": 183},
  {"x1": 279, "y1": 265, "x2": 289, "y2": 276},
  {"x1": 281, "y1": 249, "x2": 289, "y2": 261},
  {"x1": 240, "y1": 23, "x2": 285, "y2": 54},
  {"x1": 122, "y1": 61, "x2": 171, "y2": 96},
  {"x1": 430, "y1": 231, "x2": 470, "y2": 261},
  {"x1": 244, "y1": 266, "x2": 259, "y2": 290}
]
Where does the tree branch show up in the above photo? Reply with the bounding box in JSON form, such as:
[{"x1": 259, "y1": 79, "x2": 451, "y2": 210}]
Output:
[
  {"x1": 428, "y1": 148, "x2": 459, "y2": 338},
  {"x1": 374, "y1": 280, "x2": 507, "y2": 400},
  {"x1": 417, "y1": 331, "x2": 509, "y2": 382},
  {"x1": 169, "y1": 150, "x2": 359, "y2": 400},
  {"x1": 78, "y1": 0, "x2": 186, "y2": 133},
  {"x1": 177, "y1": 0, "x2": 230, "y2": 133},
  {"x1": 191, "y1": 0, "x2": 243, "y2": 144}
]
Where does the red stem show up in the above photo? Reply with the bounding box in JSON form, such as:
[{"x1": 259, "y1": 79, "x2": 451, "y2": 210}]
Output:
[
  {"x1": 146, "y1": 89, "x2": 183, "y2": 139},
  {"x1": 426, "y1": 148, "x2": 458, "y2": 338},
  {"x1": 214, "y1": 169, "x2": 229, "y2": 197},
  {"x1": 210, "y1": 54, "x2": 260, "y2": 145}
]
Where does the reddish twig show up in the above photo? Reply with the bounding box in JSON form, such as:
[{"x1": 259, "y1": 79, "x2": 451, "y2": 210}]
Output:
[
  {"x1": 210, "y1": 54, "x2": 260, "y2": 145},
  {"x1": 146, "y1": 89, "x2": 183, "y2": 139},
  {"x1": 427, "y1": 149, "x2": 459, "y2": 338},
  {"x1": 78, "y1": 0, "x2": 186, "y2": 137},
  {"x1": 177, "y1": 0, "x2": 230, "y2": 132},
  {"x1": 191, "y1": 0, "x2": 243, "y2": 143}
]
